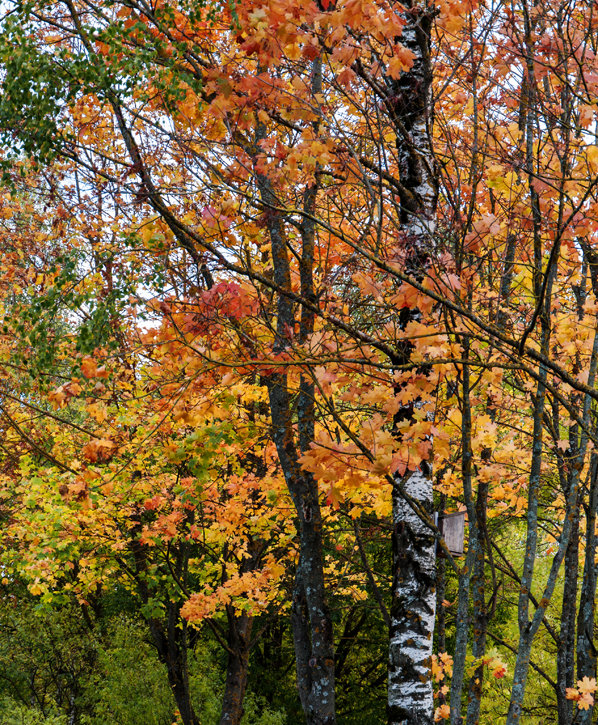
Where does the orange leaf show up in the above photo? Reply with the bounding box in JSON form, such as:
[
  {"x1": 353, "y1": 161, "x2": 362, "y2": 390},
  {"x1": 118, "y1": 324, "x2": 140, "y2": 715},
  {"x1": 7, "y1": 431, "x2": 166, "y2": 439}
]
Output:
[{"x1": 81, "y1": 438, "x2": 116, "y2": 463}]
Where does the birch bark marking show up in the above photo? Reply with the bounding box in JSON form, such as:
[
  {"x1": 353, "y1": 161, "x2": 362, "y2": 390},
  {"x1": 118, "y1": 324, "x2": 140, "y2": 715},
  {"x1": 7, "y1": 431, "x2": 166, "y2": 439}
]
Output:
[{"x1": 387, "y1": 2, "x2": 438, "y2": 724}]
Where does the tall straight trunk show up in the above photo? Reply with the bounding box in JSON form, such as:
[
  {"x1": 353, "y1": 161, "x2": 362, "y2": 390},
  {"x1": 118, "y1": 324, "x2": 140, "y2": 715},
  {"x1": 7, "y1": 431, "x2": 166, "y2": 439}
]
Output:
[
  {"x1": 506, "y1": 296, "x2": 598, "y2": 723},
  {"x1": 573, "y1": 314, "x2": 598, "y2": 725},
  {"x1": 449, "y1": 352, "x2": 477, "y2": 724},
  {"x1": 387, "y1": 2, "x2": 438, "y2": 723},
  {"x1": 255, "y1": 54, "x2": 335, "y2": 725},
  {"x1": 505, "y1": 4, "x2": 555, "y2": 717},
  {"x1": 577, "y1": 453, "x2": 598, "y2": 725},
  {"x1": 557, "y1": 464, "x2": 580, "y2": 725},
  {"x1": 465, "y1": 481, "x2": 488, "y2": 725},
  {"x1": 557, "y1": 500, "x2": 579, "y2": 725},
  {"x1": 263, "y1": 239, "x2": 335, "y2": 725},
  {"x1": 574, "y1": 261, "x2": 598, "y2": 725},
  {"x1": 466, "y1": 234, "x2": 516, "y2": 725},
  {"x1": 504, "y1": 360, "x2": 550, "y2": 725}
]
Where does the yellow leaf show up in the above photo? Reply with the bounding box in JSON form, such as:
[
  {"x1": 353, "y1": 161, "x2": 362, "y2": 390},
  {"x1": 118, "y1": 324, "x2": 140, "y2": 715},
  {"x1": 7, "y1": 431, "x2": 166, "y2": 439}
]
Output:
[{"x1": 587, "y1": 145, "x2": 598, "y2": 174}]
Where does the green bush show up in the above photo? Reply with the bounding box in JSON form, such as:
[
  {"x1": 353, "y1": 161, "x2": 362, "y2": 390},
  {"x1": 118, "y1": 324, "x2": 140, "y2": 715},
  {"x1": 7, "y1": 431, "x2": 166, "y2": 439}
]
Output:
[
  {"x1": 0, "y1": 699, "x2": 68, "y2": 725},
  {"x1": 85, "y1": 617, "x2": 175, "y2": 725}
]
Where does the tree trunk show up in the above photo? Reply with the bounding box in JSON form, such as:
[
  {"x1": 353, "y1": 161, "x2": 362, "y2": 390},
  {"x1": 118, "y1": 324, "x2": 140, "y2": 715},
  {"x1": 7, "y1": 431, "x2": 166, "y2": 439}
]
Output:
[
  {"x1": 450, "y1": 355, "x2": 477, "y2": 724},
  {"x1": 464, "y1": 231, "x2": 515, "y2": 725},
  {"x1": 254, "y1": 50, "x2": 336, "y2": 723},
  {"x1": 387, "y1": 2, "x2": 438, "y2": 723},
  {"x1": 576, "y1": 453, "x2": 598, "y2": 725},
  {"x1": 220, "y1": 608, "x2": 253, "y2": 725},
  {"x1": 465, "y1": 481, "x2": 489, "y2": 725},
  {"x1": 435, "y1": 493, "x2": 447, "y2": 657},
  {"x1": 266, "y1": 375, "x2": 336, "y2": 725},
  {"x1": 148, "y1": 604, "x2": 199, "y2": 725},
  {"x1": 129, "y1": 515, "x2": 198, "y2": 725},
  {"x1": 574, "y1": 248, "x2": 598, "y2": 725},
  {"x1": 389, "y1": 473, "x2": 437, "y2": 725},
  {"x1": 557, "y1": 474, "x2": 579, "y2": 725}
]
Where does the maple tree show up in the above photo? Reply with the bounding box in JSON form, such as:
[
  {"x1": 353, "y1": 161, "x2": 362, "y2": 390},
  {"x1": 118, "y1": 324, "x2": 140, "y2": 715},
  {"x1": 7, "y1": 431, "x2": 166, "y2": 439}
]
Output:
[{"x1": 3, "y1": 277, "x2": 297, "y2": 725}]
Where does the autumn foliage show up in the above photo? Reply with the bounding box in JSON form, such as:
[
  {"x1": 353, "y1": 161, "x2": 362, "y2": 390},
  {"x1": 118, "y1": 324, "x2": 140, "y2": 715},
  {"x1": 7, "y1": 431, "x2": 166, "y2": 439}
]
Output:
[{"x1": 1, "y1": 0, "x2": 598, "y2": 723}]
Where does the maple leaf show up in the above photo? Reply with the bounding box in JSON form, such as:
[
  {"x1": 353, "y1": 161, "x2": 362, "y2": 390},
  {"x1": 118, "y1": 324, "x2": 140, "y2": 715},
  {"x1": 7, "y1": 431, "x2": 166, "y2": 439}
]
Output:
[
  {"x1": 81, "y1": 356, "x2": 108, "y2": 379},
  {"x1": 325, "y1": 484, "x2": 342, "y2": 509},
  {"x1": 387, "y1": 45, "x2": 415, "y2": 78},
  {"x1": 578, "y1": 677, "x2": 597, "y2": 694},
  {"x1": 86, "y1": 402, "x2": 108, "y2": 423},
  {"x1": 81, "y1": 438, "x2": 116, "y2": 463},
  {"x1": 492, "y1": 664, "x2": 507, "y2": 679},
  {"x1": 434, "y1": 704, "x2": 450, "y2": 722},
  {"x1": 578, "y1": 692, "x2": 594, "y2": 710},
  {"x1": 48, "y1": 387, "x2": 67, "y2": 409},
  {"x1": 144, "y1": 495, "x2": 166, "y2": 511}
]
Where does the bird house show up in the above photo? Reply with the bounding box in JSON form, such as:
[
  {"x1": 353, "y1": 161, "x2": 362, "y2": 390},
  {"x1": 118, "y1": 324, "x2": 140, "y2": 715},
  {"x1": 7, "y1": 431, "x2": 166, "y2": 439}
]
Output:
[{"x1": 439, "y1": 510, "x2": 466, "y2": 557}]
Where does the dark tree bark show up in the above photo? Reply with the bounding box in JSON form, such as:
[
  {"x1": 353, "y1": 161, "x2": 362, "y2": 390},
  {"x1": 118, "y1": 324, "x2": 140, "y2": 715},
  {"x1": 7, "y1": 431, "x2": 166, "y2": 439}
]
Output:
[
  {"x1": 149, "y1": 605, "x2": 198, "y2": 725},
  {"x1": 465, "y1": 481, "x2": 489, "y2": 725},
  {"x1": 258, "y1": 196, "x2": 336, "y2": 724},
  {"x1": 255, "y1": 54, "x2": 336, "y2": 725},
  {"x1": 574, "y1": 253, "x2": 598, "y2": 725},
  {"x1": 557, "y1": 470, "x2": 580, "y2": 725},
  {"x1": 576, "y1": 453, "x2": 598, "y2": 725},
  {"x1": 435, "y1": 492, "x2": 447, "y2": 658},
  {"x1": 219, "y1": 608, "x2": 253, "y2": 725},
  {"x1": 465, "y1": 229, "x2": 516, "y2": 725}
]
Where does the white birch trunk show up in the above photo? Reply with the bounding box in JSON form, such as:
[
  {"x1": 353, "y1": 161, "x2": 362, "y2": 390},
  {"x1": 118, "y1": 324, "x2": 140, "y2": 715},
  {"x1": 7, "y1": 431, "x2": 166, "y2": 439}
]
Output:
[
  {"x1": 387, "y1": 2, "x2": 438, "y2": 723},
  {"x1": 389, "y1": 471, "x2": 437, "y2": 724}
]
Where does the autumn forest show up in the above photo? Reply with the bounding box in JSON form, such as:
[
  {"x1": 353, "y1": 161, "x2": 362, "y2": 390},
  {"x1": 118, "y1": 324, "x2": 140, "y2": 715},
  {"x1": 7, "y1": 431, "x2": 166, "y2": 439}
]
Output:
[{"x1": 0, "y1": 0, "x2": 596, "y2": 723}]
